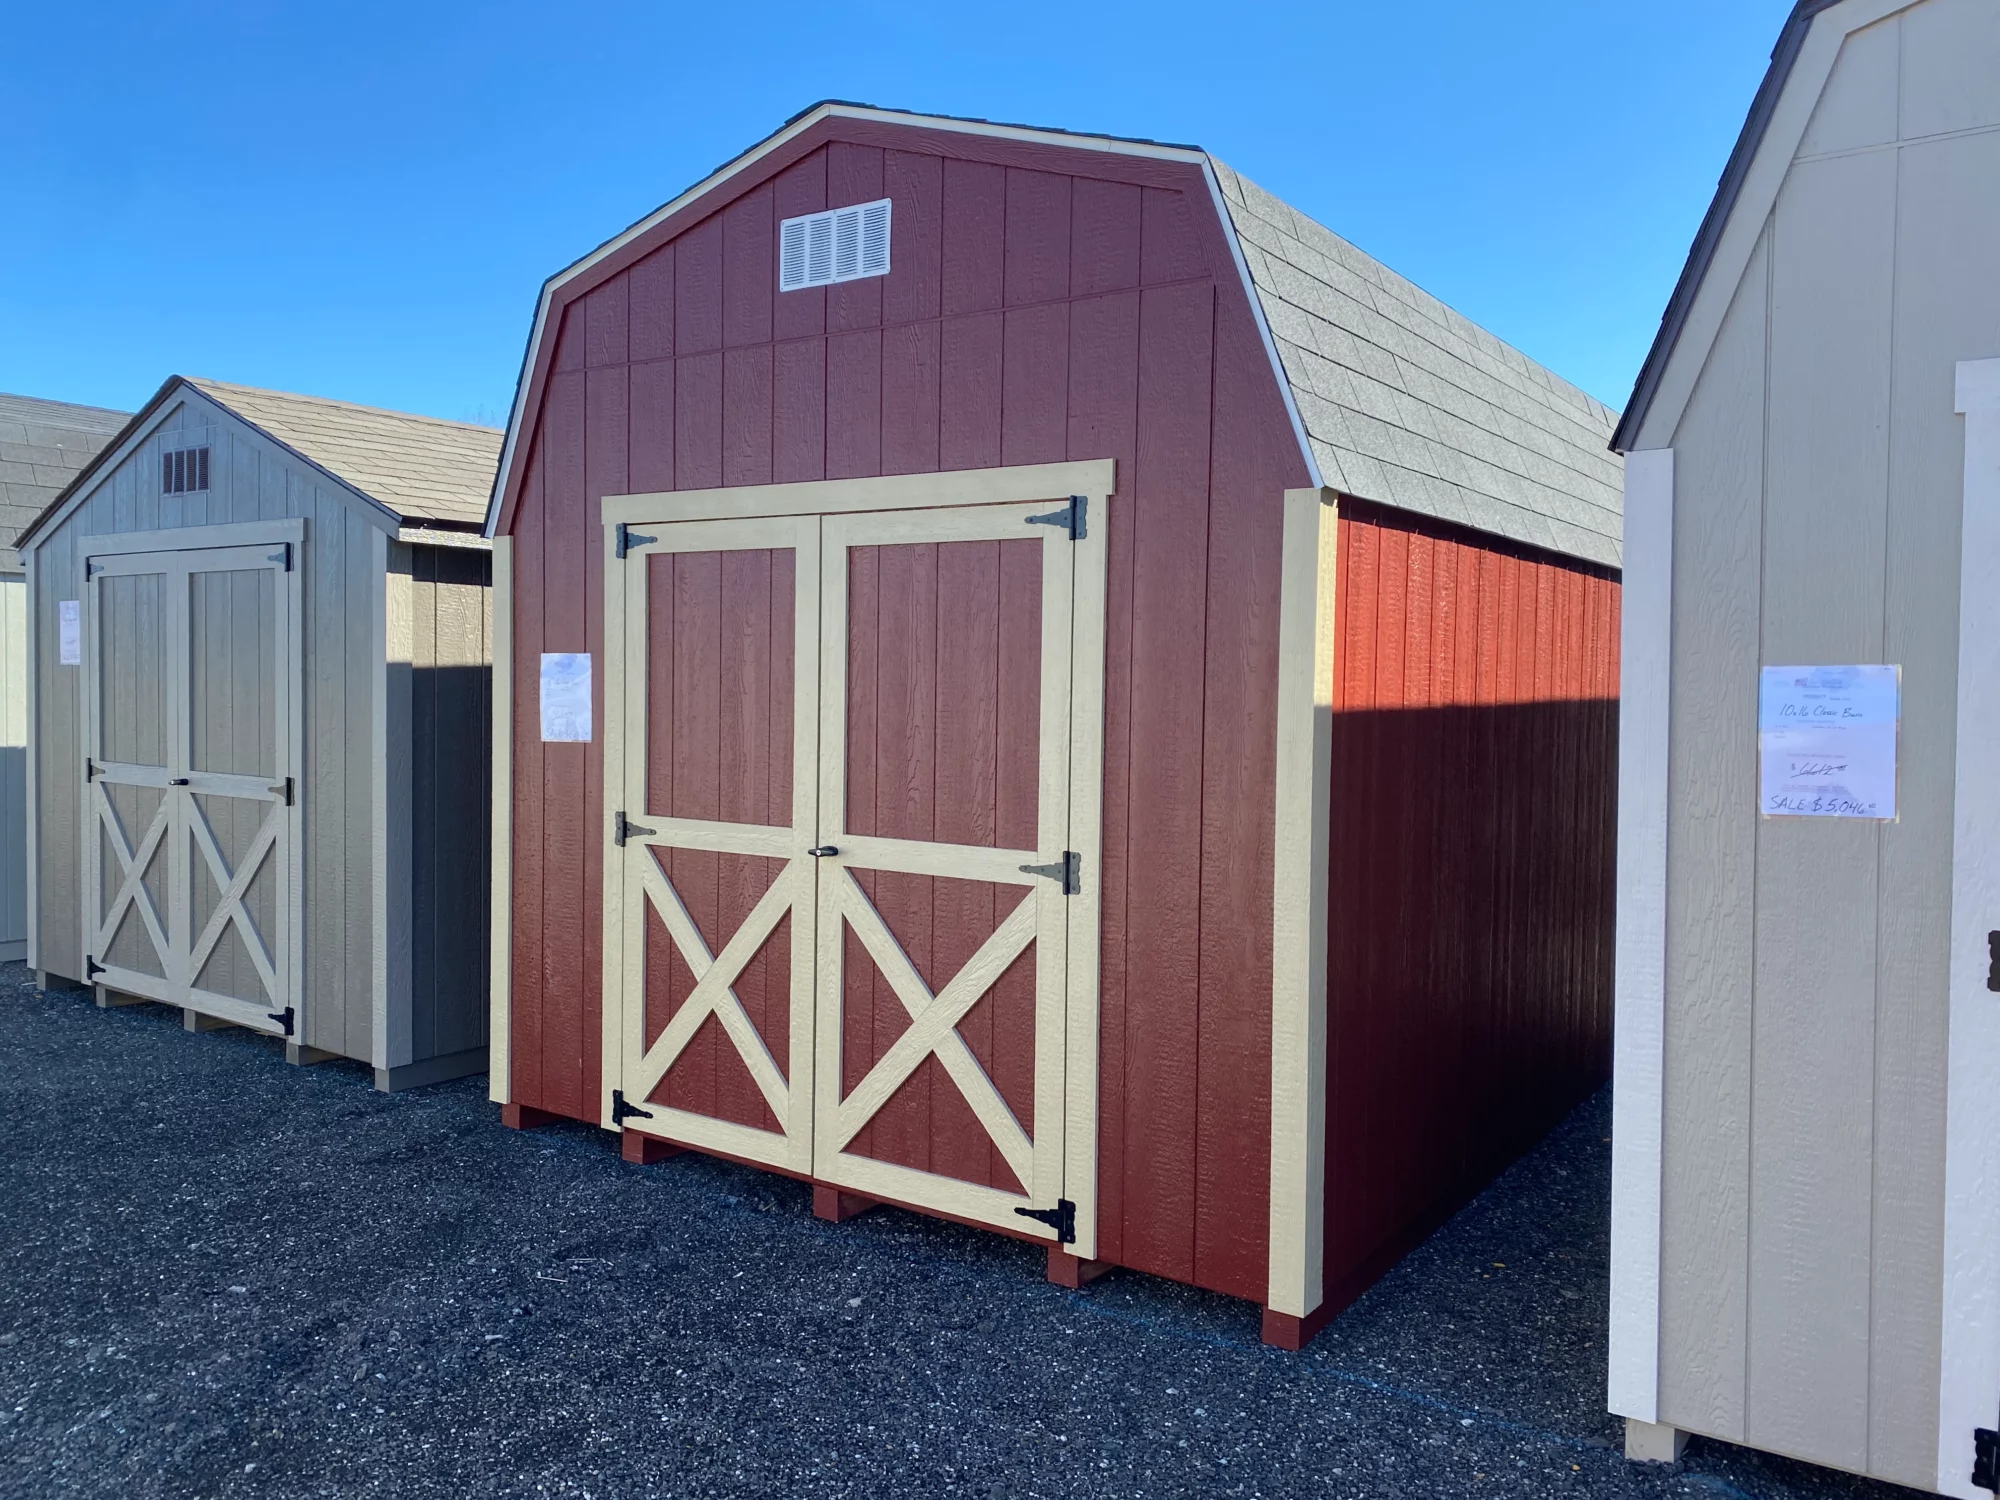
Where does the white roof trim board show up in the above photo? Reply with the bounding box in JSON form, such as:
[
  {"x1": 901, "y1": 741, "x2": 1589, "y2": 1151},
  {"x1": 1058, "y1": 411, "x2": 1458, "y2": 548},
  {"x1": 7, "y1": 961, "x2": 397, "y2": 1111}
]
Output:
[{"x1": 492, "y1": 103, "x2": 1621, "y2": 569}]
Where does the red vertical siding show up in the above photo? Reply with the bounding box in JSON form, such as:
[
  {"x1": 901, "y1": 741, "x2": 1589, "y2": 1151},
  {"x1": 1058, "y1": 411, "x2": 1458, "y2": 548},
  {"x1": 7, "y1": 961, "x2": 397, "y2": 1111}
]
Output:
[
  {"x1": 501, "y1": 119, "x2": 1312, "y2": 1305},
  {"x1": 1322, "y1": 499, "x2": 1620, "y2": 1314}
]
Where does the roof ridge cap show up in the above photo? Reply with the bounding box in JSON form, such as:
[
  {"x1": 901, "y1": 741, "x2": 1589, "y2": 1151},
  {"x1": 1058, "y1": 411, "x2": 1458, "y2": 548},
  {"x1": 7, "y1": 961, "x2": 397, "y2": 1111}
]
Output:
[{"x1": 187, "y1": 377, "x2": 502, "y2": 435}]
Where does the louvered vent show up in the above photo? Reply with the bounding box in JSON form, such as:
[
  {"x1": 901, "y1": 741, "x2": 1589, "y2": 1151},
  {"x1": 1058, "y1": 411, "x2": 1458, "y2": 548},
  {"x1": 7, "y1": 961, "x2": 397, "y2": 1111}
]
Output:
[
  {"x1": 162, "y1": 446, "x2": 210, "y2": 494},
  {"x1": 779, "y1": 198, "x2": 891, "y2": 292}
]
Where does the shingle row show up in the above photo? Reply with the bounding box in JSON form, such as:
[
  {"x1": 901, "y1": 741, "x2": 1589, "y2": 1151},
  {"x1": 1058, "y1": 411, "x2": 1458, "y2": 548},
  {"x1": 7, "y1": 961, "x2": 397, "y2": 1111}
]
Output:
[{"x1": 1210, "y1": 162, "x2": 1622, "y2": 567}]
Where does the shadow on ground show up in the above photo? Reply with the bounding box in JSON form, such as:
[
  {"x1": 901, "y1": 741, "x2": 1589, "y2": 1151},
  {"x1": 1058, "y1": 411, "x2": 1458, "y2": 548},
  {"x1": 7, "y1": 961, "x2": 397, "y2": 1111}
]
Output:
[{"x1": 0, "y1": 967, "x2": 1927, "y2": 1499}]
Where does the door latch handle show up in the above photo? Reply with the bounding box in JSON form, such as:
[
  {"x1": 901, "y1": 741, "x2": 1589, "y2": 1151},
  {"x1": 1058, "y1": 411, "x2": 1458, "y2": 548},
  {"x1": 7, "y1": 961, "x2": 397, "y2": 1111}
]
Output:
[
  {"x1": 169, "y1": 777, "x2": 191, "y2": 786},
  {"x1": 808, "y1": 846, "x2": 839, "y2": 858}
]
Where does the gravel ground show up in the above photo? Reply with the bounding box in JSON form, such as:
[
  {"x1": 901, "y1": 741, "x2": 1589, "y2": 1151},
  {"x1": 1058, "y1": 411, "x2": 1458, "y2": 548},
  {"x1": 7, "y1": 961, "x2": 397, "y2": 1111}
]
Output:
[{"x1": 0, "y1": 966, "x2": 1926, "y2": 1500}]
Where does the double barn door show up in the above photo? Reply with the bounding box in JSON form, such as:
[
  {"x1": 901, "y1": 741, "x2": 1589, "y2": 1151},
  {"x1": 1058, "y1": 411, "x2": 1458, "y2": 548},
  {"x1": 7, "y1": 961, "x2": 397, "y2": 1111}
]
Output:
[
  {"x1": 84, "y1": 535, "x2": 301, "y2": 1032},
  {"x1": 604, "y1": 479, "x2": 1105, "y2": 1258}
]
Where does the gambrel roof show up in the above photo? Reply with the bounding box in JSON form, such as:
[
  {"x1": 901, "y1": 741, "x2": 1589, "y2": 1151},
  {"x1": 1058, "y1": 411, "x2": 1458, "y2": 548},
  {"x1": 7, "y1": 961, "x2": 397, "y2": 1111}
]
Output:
[
  {"x1": 0, "y1": 392, "x2": 129, "y2": 552},
  {"x1": 1215, "y1": 163, "x2": 1623, "y2": 567},
  {"x1": 490, "y1": 102, "x2": 1621, "y2": 568},
  {"x1": 18, "y1": 377, "x2": 502, "y2": 551}
]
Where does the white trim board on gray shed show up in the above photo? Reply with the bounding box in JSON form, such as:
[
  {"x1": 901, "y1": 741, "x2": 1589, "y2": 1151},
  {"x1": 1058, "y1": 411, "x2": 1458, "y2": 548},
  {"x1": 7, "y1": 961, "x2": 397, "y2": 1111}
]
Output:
[
  {"x1": 21, "y1": 376, "x2": 501, "y2": 1092},
  {"x1": 1608, "y1": 1, "x2": 2000, "y2": 1491}
]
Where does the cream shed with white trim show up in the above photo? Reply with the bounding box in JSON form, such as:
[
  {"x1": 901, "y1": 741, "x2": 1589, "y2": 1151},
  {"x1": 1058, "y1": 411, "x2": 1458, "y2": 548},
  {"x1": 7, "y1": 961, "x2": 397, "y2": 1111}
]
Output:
[{"x1": 1610, "y1": 0, "x2": 2000, "y2": 1489}]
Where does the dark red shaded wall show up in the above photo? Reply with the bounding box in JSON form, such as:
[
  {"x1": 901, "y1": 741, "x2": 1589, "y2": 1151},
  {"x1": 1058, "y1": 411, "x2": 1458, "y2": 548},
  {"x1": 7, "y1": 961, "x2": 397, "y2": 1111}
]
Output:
[
  {"x1": 1322, "y1": 499, "x2": 1620, "y2": 1312},
  {"x1": 502, "y1": 118, "x2": 1311, "y2": 1303}
]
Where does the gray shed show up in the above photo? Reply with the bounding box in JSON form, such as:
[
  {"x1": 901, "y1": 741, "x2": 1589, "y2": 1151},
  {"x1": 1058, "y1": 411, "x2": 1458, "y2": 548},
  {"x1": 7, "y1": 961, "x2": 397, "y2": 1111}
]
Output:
[
  {"x1": 19, "y1": 376, "x2": 501, "y2": 1091},
  {"x1": 0, "y1": 394, "x2": 129, "y2": 962},
  {"x1": 1609, "y1": 0, "x2": 2000, "y2": 1493}
]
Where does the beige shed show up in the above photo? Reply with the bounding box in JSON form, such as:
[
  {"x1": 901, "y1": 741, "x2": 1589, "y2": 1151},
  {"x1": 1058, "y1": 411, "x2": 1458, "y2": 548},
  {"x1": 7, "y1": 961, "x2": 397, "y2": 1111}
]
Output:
[
  {"x1": 1609, "y1": 0, "x2": 2000, "y2": 1492},
  {"x1": 19, "y1": 376, "x2": 500, "y2": 1091}
]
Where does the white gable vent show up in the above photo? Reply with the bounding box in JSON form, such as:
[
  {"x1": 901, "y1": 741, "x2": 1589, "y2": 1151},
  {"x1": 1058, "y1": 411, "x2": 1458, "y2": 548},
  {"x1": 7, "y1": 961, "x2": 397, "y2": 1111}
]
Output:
[{"x1": 779, "y1": 198, "x2": 891, "y2": 292}]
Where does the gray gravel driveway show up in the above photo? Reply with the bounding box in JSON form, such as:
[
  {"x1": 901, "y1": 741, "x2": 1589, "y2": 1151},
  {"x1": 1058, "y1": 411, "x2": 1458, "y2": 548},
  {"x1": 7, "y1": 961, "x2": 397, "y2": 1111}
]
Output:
[{"x1": 0, "y1": 967, "x2": 1924, "y2": 1499}]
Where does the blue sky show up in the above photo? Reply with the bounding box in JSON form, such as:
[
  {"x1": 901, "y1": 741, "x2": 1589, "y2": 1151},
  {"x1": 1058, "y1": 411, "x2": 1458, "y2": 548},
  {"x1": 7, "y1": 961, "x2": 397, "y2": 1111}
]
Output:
[{"x1": 3, "y1": 1, "x2": 1793, "y2": 425}]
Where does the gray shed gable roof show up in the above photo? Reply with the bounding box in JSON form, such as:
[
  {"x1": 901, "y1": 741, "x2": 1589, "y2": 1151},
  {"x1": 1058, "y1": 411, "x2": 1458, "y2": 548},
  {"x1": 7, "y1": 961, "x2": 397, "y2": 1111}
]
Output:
[
  {"x1": 16, "y1": 377, "x2": 503, "y2": 551},
  {"x1": 1214, "y1": 163, "x2": 1624, "y2": 568},
  {"x1": 186, "y1": 380, "x2": 501, "y2": 527},
  {"x1": 0, "y1": 392, "x2": 130, "y2": 552}
]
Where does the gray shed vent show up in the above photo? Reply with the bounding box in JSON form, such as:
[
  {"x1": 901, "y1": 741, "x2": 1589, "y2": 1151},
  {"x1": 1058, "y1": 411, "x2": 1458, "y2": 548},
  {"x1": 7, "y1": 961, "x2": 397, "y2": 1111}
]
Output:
[
  {"x1": 161, "y1": 445, "x2": 210, "y2": 494},
  {"x1": 779, "y1": 198, "x2": 891, "y2": 292}
]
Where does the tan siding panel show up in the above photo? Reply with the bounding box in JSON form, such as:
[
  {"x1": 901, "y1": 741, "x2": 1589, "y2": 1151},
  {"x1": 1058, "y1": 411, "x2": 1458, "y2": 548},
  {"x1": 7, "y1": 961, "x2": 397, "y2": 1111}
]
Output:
[
  {"x1": 1746, "y1": 146, "x2": 1898, "y2": 1471},
  {"x1": 1797, "y1": 15, "x2": 1900, "y2": 157},
  {"x1": 1865, "y1": 124, "x2": 2000, "y2": 1488},
  {"x1": 1658, "y1": 225, "x2": 1770, "y2": 1443},
  {"x1": 1899, "y1": 0, "x2": 2000, "y2": 139}
]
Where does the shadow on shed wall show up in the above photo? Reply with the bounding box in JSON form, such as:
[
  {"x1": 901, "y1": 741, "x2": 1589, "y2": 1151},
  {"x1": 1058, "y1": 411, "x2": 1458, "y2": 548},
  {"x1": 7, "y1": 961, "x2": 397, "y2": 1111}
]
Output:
[{"x1": 1323, "y1": 695, "x2": 1617, "y2": 1312}]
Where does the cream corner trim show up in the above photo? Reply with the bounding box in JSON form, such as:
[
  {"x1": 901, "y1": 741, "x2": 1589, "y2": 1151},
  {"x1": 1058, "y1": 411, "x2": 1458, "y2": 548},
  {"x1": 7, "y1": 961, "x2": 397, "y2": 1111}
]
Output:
[
  {"x1": 1608, "y1": 447, "x2": 1674, "y2": 1422},
  {"x1": 1938, "y1": 358, "x2": 2000, "y2": 1499},
  {"x1": 488, "y1": 535, "x2": 515, "y2": 1105},
  {"x1": 1268, "y1": 486, "x2": 1336, "y2": 1317}
]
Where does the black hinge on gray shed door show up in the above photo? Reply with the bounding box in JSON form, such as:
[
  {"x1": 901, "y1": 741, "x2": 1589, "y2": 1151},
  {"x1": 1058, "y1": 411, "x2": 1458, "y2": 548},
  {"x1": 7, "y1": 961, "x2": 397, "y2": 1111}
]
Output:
[{"x1": 1974, "y1": 1428, "x2": 2000, "y2": 1493}]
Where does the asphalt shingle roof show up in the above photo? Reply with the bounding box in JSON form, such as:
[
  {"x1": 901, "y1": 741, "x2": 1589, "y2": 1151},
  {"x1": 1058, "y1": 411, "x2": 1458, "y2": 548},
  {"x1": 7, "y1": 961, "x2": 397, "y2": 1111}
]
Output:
[
  {"x1": 1213, "y1": 163, "x2": 1624, "y2": 569},
  {"x1": 188, "y1": 379, "x2": 502, "y2": 527},
  {"x1": 0, "y1": 393, "x2": 130, "y2": 551}
]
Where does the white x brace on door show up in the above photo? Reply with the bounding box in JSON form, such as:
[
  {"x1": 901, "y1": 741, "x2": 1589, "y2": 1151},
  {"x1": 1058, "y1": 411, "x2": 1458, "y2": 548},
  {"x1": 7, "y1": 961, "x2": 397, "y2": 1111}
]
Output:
[{"x1": 602, "y1": 463, "x2": 1109, "y2": 1258}]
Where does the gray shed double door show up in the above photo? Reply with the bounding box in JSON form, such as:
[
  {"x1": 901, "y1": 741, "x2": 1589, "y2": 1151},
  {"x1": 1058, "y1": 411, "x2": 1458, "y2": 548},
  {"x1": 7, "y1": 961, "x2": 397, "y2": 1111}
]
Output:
[{"x1": 87, "y1": 538, "x2": 300, "y2": 1033}]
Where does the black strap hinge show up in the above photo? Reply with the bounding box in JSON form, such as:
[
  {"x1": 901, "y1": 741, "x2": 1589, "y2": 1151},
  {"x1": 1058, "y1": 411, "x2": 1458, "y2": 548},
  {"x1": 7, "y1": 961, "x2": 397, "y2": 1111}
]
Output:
[
  {"x1": 611, "y1": 1090, "x2": 655, "y2": 1125},
  {"x1": 267, "y1": 1006, "x2": 295, "y2": 1036},
  {"x1": 268, "y1": 543, "x2": 292, "y2": 572},
  {"x1": 1014, "y1": 1198, "x2": 1077, "y2": 1244},
  {"x1": 86, "y1": 957, "x2": 105, "y2": 980},
  {"x1": 85, "y1": 758, "x2": 99, "y2": 781},
  {"x1": 615, "y1": 524, "x2": 658, "y2": 560},
  {"x1": 269, "y1": 777, "x2": 295, "y2": 806},
  {"x1": 1975, "y1": 1428, "x2": 2000, "y2": 1493},
  {"x1": 614, "y1": 811, "x2": 656, "y2": 847},
  {"x1": 1025, "y1": 495, "x2": 1087, "y2": 541},
  {"x1": 1018, "y1": 851, "x2": 1080, "y2": 896}
]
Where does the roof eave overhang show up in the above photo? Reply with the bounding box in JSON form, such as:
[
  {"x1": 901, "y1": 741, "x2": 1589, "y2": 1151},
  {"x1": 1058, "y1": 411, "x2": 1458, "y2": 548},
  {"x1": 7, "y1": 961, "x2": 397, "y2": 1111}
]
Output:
[
  {"x1": 483, "y1": 101, "x2": 1321, "y2": 536},
  {"x1": 1612, "y1": 0, "x2": 1861, "y2": 453}
]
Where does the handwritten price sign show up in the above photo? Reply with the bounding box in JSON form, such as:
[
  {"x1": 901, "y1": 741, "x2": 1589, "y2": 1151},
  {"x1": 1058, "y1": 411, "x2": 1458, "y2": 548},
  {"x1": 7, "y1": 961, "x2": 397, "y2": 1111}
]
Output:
[{"x1": 1758, "y1": 665, "x2": 1899, "y2": 820}]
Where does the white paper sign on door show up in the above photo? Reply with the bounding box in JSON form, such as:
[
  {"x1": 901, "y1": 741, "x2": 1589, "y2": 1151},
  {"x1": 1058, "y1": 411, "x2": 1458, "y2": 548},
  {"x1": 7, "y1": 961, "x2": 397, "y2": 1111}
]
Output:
[
  {"x1": 58, "y1": 600, "x2": 80, "y2": 666},
  {"x1": 1758, "y1": 664, "x2": 1899, "y2": 820},
  {"x1": 540, "y1": 652, "x2": 592, "y2": 742}
]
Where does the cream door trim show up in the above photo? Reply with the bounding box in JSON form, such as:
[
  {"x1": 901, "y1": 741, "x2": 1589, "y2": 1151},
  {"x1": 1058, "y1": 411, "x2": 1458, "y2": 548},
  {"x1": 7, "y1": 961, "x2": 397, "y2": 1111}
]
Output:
[{"x1": 602, "y1": 460, "x2": 1114, "y2": 528}]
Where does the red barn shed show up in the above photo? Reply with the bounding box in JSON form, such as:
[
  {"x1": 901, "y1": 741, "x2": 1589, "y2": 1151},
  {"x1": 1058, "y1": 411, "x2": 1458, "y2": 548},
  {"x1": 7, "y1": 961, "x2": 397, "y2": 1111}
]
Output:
[{"x1": 484, "y1": 104, "x2": 1622, "y2": 1347}]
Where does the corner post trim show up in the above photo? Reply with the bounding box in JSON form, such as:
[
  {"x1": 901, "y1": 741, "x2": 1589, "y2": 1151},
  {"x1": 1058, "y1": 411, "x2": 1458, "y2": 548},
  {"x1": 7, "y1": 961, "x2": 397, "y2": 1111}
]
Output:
[
  {"x1": 488, "y1": 536, "x2": 515, "y2": 1105},
  {"x1": 1609, "y1": 447, "x2": 1674, "y2": 1424},
  {"x1": 1268, "y1": 486, "x2": 1337, "y2": 1318},
  {"x1": 1939, "y1": 358, "x2": 2000, "y2": 1499}
]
